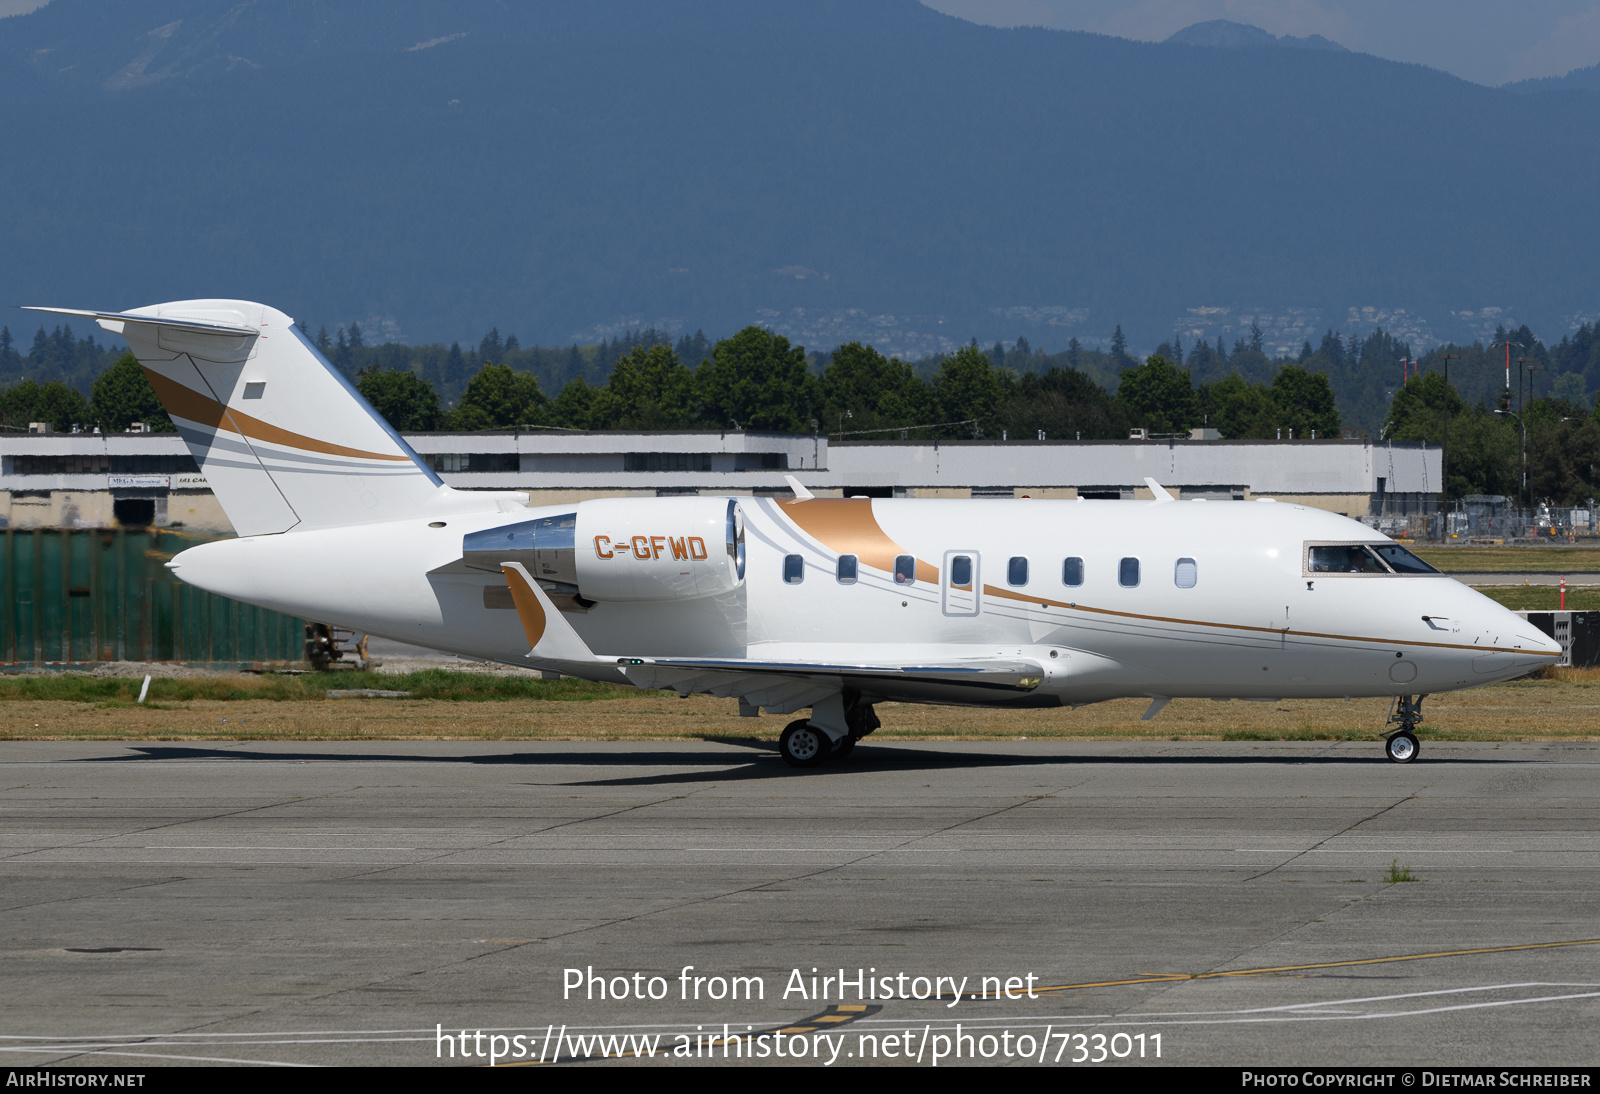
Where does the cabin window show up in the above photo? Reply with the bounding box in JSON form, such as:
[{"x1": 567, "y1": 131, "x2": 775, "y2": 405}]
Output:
[
  {"x1": 894, "y1": 554, "x2": 916, "y2": 585},
  {"x1": 1175, "y1": 558, "x2": 1197, "y2": 588},
  {"x1": 783, "y1": 554, "x2": 804, "y2": 584},
  {"x1": 1119, "y1": 557, "x2": 1140, "y2": 587},
  {"x1": 1062, "y1": 557, "x2": 1083, "y2": 586},
  {"x1": 837, "y1": 554, "x2": 858, "y2": 584},
  {"x1": 1007, "y1": 556, "x2": 1028, "y2": 586},
  {"x1": 949, "y1": 555, "x2": 973, "y2": 588}
]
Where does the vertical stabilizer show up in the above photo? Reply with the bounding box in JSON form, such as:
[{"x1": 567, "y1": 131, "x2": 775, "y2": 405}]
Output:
[{"x1": 28, "y1": 301, "x2": 510, "y2": 536}]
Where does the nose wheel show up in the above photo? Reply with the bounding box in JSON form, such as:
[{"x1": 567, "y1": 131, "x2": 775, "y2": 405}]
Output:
[
  {"x1": 1382, "y1": 694, "x2": 1425, "y2": 763},
  {"x1": 1384, "y1": 732, "x2": 1419, "y2": 764}
]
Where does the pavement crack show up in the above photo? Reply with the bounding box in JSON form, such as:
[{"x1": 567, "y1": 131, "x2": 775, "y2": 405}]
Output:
[
  {"x1": 1244, "y1": 792, "x2": 1418, "y2": 883},
  {"x1": 0, "y1": 793, "x2": 338, "y2": 864},
  {"x1": 313, "y1": 787, "x2": 718, "y2": 885}
]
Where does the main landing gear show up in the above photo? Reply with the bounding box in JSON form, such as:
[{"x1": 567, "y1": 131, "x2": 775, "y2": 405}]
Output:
[
  {"x1": 778, "y1": 700, "x2": 880, "y2": 768},
  {"x1": 1382, "y1": 694, "x2": 1425, "y2": 764}
]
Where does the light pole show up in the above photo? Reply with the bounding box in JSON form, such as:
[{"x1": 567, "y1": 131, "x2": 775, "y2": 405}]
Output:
[
  {"x1": 1438, "y1": 352, "x2": 1461, "y2": 523},
  {"x1": 1521, "y1": 363, "x2": 1545, "y2": 518},
  {"x1": 1496, "y1": 406, "x2": 1527, "y2": 513},
  {"x1": 1515, "y1": 357, "x2": 1536, "y2": 510}
]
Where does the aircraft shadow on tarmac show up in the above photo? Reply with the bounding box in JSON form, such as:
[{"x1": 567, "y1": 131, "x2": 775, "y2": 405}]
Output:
[{"x1": 74, "y1": 741, "x2": 1551, "y2": 788}]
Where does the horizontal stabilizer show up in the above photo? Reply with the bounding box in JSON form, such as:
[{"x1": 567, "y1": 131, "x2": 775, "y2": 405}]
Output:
[{"x1": 25, "y1": 306, "x2": 257, "y2": 337}]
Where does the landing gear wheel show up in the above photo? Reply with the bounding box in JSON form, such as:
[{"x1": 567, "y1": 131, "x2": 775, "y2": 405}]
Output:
[
  {"x1": 779, "y1": 720, "x2": 828, "y2": 768},
  {"x1": 830, "y1": 735, "x2": 857, "y2": 762},
  {"x1": 1385, "y1": 732, "x2": 1419, "y2": 764}
]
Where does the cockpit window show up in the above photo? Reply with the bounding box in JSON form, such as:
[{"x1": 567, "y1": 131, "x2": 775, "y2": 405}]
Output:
[
  {"x1": 1307, "y1": 545, "x2": 1390, "y2": 574},
  {"x1": 1304, "y1": 542, "x2": 1442, "y2": 576},
  {"x1": 1371, "y1": 544, "x2": 1440, "y2": 574}
]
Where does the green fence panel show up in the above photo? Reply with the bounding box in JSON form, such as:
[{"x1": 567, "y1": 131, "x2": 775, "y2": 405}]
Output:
[{"x1": 0, "y1": 529, "x2": 308, "y2": 668}]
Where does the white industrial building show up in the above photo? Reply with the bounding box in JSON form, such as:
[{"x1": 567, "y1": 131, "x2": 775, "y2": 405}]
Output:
[{"x1": 0, "y1": 429, "x2": 1440, "y2": 535}]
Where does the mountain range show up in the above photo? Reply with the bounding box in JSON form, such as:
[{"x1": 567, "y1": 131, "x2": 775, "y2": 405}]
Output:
[{"x1": 1, "y1": 0, "x2": 1597, "y2": 358}]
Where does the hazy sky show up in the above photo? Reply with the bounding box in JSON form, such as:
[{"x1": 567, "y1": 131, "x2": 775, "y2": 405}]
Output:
[
  {"x1": 3, "y1": 1, "x2": 1597, "y2": 86},
  {"x1": 922, "y1": 0, "x2": 1600, "y2": 85}
]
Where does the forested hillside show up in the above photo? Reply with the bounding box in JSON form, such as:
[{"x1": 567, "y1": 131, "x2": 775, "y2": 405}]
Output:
[{"x1": 2, "y1": 1, "x2": 1599, "y2": 353}]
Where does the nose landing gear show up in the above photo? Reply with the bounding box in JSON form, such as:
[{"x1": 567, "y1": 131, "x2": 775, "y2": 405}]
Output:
[{"x1": 1382, "y1": 694, "x2": 1424, "y2": 764}]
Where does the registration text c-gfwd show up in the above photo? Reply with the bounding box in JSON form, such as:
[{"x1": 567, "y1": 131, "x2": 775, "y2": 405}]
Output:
[{"x1": 33, "y1": 300, "x2": 1561, "y2": 766}]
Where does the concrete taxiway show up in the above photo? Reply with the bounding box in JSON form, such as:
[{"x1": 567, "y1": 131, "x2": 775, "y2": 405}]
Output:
[{"x1": 2, "y1": 739, "x2": 1599, "y2": 1067}]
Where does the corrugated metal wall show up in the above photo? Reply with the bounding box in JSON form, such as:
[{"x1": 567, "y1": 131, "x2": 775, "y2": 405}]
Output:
[{"x1": 0, "y1": 529, "x2": 307, "y2": 668}]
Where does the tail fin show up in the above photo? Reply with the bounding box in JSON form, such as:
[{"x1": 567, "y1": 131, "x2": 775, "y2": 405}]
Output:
[{"x1": 29, "y1": 300, "x2": 523, "y2": 536}]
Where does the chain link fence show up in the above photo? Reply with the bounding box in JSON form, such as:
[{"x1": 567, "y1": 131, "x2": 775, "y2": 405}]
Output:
[{"x1": 1360, "y1": 496, "x2": 1598, "y2": 543}]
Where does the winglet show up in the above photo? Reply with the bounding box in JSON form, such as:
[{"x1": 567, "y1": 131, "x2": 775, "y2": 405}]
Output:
[
  {"x1": 784, "y1": 474, "x2": 814, "y2": 500},
  {"x1": 1144, "y1": 477, "x2": 1176, "y2": 503},
  {"x1": 501, "y1": 562, "x2": 601, "y2": 663}
]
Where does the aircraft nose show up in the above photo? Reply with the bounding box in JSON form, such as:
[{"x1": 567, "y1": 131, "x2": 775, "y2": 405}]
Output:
[{"x1": 1527, "y1": 628, "x2": 1564, "y2": 658}]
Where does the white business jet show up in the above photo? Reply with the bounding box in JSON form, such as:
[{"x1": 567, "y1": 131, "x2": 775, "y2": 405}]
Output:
[{"x1": 31, "y1": 300, "x2": 1562, "y2": 765}]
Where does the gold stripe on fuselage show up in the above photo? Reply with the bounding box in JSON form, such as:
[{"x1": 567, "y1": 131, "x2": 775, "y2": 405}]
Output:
[
  {"x1": 774, "y1": 499, "x2": 1559, "y2": 659},
  {"x1": 144, "y1": 367, "x2": 413, "y2": 463}
]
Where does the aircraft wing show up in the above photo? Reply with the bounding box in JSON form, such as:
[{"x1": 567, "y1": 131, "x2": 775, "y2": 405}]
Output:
[
  {"x1": 499, "y1": 563, "x2": 1045, "y2": 712},
  {"x1": 615, "y1": 656, "x2": 1045, "y2": 710}
]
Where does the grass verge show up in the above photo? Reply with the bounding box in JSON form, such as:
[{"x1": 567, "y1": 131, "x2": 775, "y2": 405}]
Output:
[
  {"x1": 1, "y1": 667, "x2": 1597, "y2": 743},
  {"x1": 1415, "y1": 545, "x2": 1600, "y2": 572},
  {"x1": 1472, "y1": 585, "x2": 1600, "y2": 611},
  {"x1": 0, "y1": 669, "x2": 639, "y2": 705}
]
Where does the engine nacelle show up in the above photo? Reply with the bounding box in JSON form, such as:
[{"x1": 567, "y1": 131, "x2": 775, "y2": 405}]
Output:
[{"x1": 573, "y1": 497, "x2": 745, "y2": 602}]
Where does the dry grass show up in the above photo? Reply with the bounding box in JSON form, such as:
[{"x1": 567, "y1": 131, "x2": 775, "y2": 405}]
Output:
[
  {"x1": 1416, "y1": 545, "x2": 1600, "y2": 572},
  {"x1": 3, "y1": 667, "x2": 1598, "y2": 744},
  {"x1": 1474, "y1": 585, "x2": 1600, "y2": 611}
]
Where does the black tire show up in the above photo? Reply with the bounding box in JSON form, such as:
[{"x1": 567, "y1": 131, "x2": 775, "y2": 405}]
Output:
[
  {"x1": 1385, "y1": 732, "x2": 1420, "y2": 764},
  {"x1": 830, "y1": 735, "x2": 857, "y2": 762},
  {"x1": 779, "y1": 720, "x2": 828, "y2": 768}
]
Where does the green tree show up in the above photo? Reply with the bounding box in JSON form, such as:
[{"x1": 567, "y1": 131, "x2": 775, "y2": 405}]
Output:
[
  {"x1": 89, "y1": 352, "x2": 174, "y2": 432},
  {"x1": 1550, "y1": 372, "x2": 1589, "y2": 409},
  {"x1": 1110, "y1": 325, "x2": 1129, "y2": 366},
  {"x1": 447, "y1": 364, "x2": 548, "y2": 430},
  {"x1": 1270, "y1": 365, "x2": 1340, "y2": 438},
  {"x1": 548, "y1": 377, "x2": 601, "y2": 430},
  {"x1": 1384, "y1": 372, "x2": 1463, "y2": 441},
  {"x1": 0, "y1": 378, "x2": 90, "y2": 432},
  {"x1": 695, "y1": 327, "x2": 814, "y2": 431},
  {"x1": 998, "y1": 366, "x2": 1127, "y2": 440},
  {"x1": 1117, "y1": 354, "x2": 1198, "y2": 434},
  {"x1": 594, "y1": 343, "x2": 697, "y2": 428},
  {"x1": 1527, "y1": 414, "x2": 1600, "y2": 505},
  {"x1": 356, "y1": 366, "x2": 443, "y2": 431},
  {"x1": 933, "y1": 343, "x2": 1013, "y2": 437},
  {"x1": 821, "y1": 342, "x2": 932, "y2": 436},
  {"x1": 1199, "y1": 373, "x2": 1279, "y2": 439},
  {"x1": 1442, "y1": 408, "x2": 1518, "y2": 498}
]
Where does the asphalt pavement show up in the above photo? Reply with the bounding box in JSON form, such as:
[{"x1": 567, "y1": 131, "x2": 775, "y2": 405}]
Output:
[{"x1": 3, "y1": 739, "x2": 1598, "y2": 1068}]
